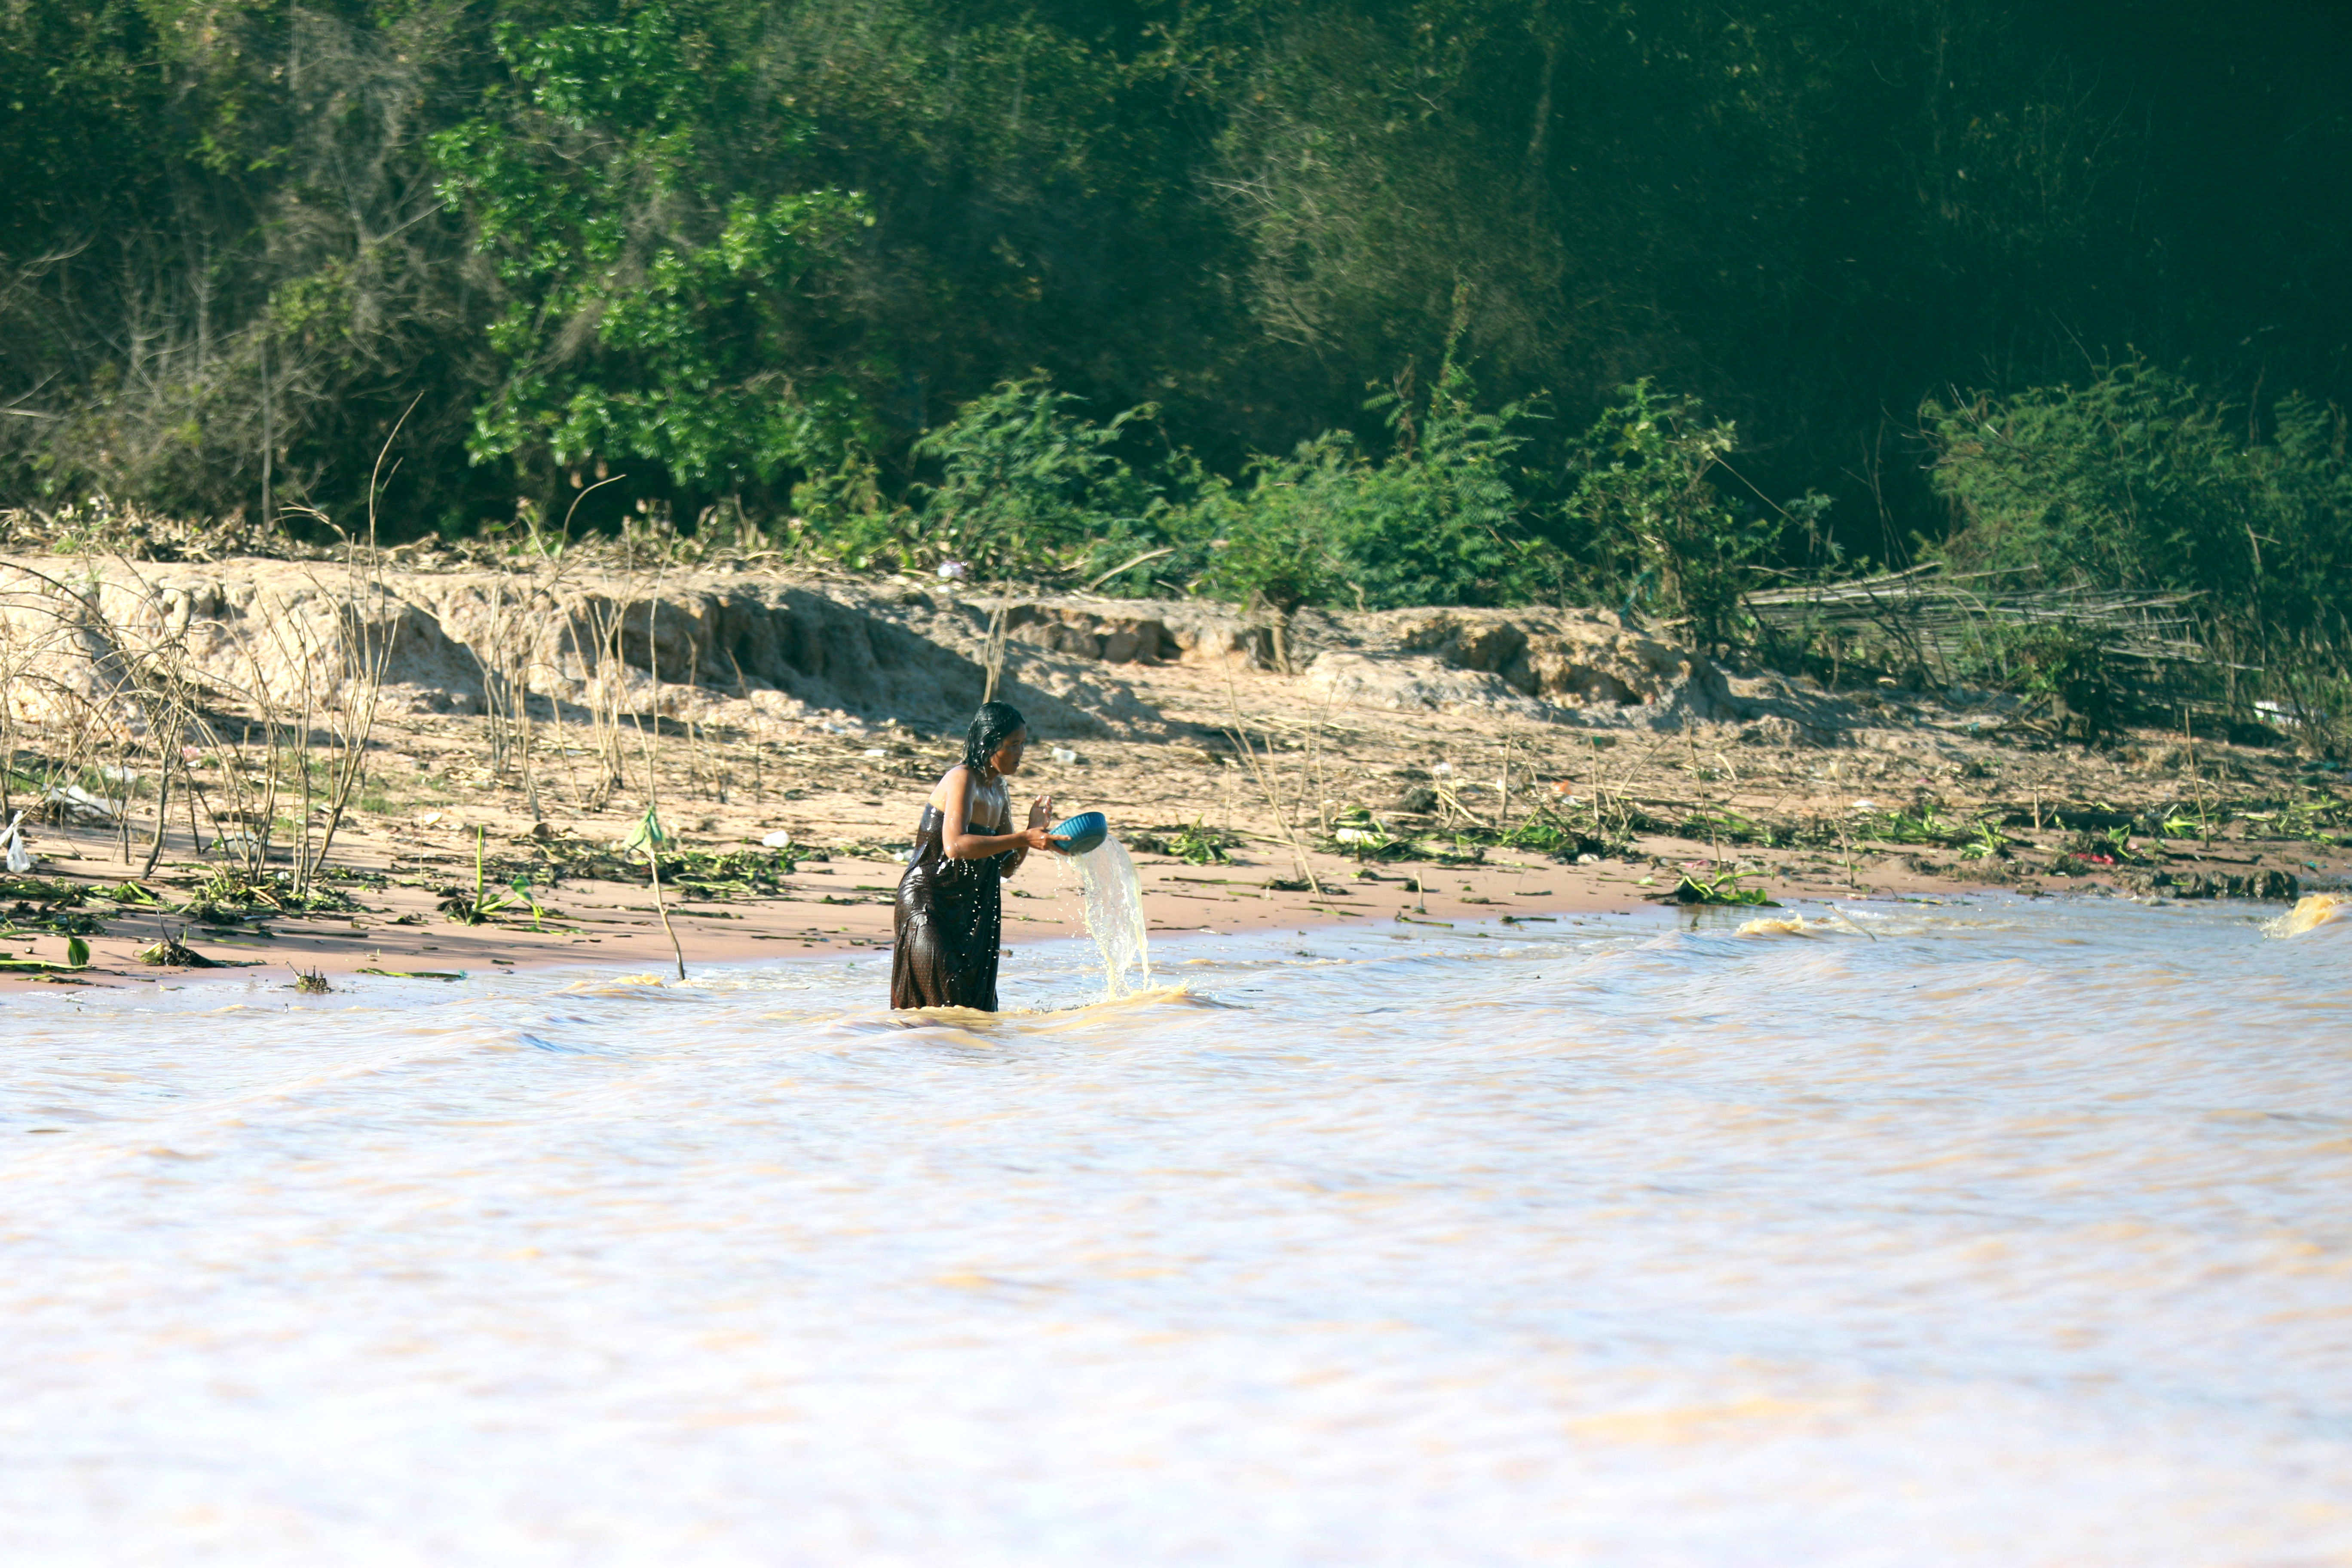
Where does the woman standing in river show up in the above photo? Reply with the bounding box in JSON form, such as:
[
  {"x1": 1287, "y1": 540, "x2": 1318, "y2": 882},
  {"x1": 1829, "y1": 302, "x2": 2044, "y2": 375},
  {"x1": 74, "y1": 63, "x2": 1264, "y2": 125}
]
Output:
[{"x1": 891, "y1": 701, "x2": 1063, "y2": 1010}]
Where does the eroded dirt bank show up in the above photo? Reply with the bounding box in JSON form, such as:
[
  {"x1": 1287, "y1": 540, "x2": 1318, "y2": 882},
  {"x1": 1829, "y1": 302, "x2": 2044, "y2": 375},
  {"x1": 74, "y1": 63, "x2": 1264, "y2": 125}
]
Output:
[{"x1": 3, "y1": 553, "x2": 2345, "y2": 992}]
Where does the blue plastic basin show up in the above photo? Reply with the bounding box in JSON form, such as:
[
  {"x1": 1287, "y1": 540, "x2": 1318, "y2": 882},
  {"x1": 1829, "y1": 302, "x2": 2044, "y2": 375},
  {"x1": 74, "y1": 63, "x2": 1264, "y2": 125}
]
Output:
[{"x1": 1050, "y1": 810, "x2": 1108, "y2": 855}]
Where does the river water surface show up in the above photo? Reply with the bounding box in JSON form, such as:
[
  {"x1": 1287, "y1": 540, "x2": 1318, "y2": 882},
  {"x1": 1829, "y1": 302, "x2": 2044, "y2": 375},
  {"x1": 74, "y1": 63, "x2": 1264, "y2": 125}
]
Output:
[{"x1": 3, "y1": 894, "x2": 2349, "y2": 1565}]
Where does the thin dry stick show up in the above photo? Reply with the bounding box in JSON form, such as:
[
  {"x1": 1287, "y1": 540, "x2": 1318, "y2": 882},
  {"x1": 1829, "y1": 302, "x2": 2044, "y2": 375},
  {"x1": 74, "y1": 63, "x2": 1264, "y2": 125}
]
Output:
[
  {"x1": 110, "y1": 697, "x2": 137, "y2": 867},
  {"x1": 184, "y1": 735, "x2": 213, "y2": 854},
  {"x1": 141, "y1": 697, "x2": 185, "y2": 880},
  {"x1": 511, "y1": 473, "x2": 619, "y2": 813},
  {"x1": 1498, "y1": 723, "x2": 1513, "y2": 830},
  {"x1": 229, "y1": 631, "x2": 286, "y2": 878},
  {"x1": 1221, "y1": 671, "x2": 1324, "y2": 896},
  {"x1": 684, "y1": 640, "x2": 707, "y2": 802},
  {"x1": 303, "y1": 539, "x2": 397, "y2": 890},
  {"x1": 1300, "y1": 679, "x2": 1339, "y2": 835},
  {"x1": 726, "y1": 649, "x2": 762, "y2": 804},
  {"x1": 295, "y1": 627, "x2": 317, "y2": 882},
  {"x1": 980, "y1": 591, "x2": 1011, "y2": 704},
  {"x1": 644, "y1": 808, "x2": 684, "y2": 980},
  {"x1": 301, "y1": 396, "x2": 416, "y2": 888},
  {"x1": 635, "y1": 574, "x2": 686, "y2": 980},
  {"x1": 2183, "y1": 710, "x2": 2213, "y2": 846}
]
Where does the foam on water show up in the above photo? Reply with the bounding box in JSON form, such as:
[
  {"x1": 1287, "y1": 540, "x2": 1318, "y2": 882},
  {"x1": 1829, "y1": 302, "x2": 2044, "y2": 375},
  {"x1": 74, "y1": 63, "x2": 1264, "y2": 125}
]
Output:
[{"x1": 2, "y1": 893, "x2": 2349, "y2": 1564}]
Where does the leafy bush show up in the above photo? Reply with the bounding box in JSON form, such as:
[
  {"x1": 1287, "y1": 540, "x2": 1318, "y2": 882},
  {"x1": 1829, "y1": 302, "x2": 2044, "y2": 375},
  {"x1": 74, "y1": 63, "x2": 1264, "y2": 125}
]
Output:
[
  {"x1": 1560, "y1": 382, "x2": 1784, "y2": 651},
  {"x1": 906, "y1": 379, "x2": 1167, "y2": 581},
  {"x1": 789, "y1": 378, "x2": 1169, "y2": 582},
  {"x1": 1191, "y1": 357, "x2": 1565, "y2": 610},
  {"x1": 1926, "y1": 361, "x2": 2352, "y2": 650},
  {"x1": 1926, "y1": 361, "x2": 2352, "y2": 737},
  {"x1": 1953, "y1": 622, "x2": 2133, "y2": 741},
  {"x1": 794, "y1": 356, "x2": 1572, "y2": 612}
]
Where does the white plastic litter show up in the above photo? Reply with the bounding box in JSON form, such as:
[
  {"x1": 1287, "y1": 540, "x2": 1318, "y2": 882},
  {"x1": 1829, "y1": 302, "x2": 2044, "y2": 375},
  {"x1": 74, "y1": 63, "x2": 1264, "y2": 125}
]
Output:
[
  {"x1": 2, "y1": 811, "x2": 31, "y2": 873},
  {"x1": 44, "y1": 784, "x2": 119, "y2": 824},
  {"x1": 1050, "y1": 747, "x2": 1079, "y2": 764},
  {"x1": 760, "y1": 829, "x2": 794, "y2": 849}
]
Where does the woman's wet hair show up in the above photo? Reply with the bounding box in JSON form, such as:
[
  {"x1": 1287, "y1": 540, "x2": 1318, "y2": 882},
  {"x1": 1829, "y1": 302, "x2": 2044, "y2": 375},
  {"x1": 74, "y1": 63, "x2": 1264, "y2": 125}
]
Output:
[{"x1": 962, "y1": 701, "x2": 1028, "y2": 776}]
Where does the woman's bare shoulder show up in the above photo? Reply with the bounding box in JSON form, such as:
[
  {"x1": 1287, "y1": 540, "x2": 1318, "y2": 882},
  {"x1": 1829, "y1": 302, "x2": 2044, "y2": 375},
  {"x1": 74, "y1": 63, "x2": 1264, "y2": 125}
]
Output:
[{"x1": 929, "y1": 763, "x2": 972, "y2": 810}]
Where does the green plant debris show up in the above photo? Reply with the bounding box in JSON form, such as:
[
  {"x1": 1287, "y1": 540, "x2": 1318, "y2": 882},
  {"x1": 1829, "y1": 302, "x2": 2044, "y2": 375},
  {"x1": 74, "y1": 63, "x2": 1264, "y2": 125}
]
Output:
[
  {"x1": 1957, "y1": 821, "x2": 2017, "y2": 861},
  {"x1": 0, "y1": 877, "x2": 87, "y2": 905},
  {"x1": 1664, "y1": 868, "x2": 1776, "y2": 906},
  {"x1": 176, "y1": 866, "x2": 361, "y2": 923},
  {"x1": 3, "y1": 905, "x2": 105, "y2": 937},
  {"x1": 138, "y1": 932, "x2": 221, "y2": 968},
  {"x1": 1318, "y1": 802, "x2": 1600, "y2": 867},
  {"x1": 516, "y1": 820, "x2": 802, "y2": 896},
  {"x1": 1130, "y1": 818, "x2": 1235, "y2": 865},
  {"x1": 440, "y1": 827, "x2": 563, "y2": 926},
  {"x1": 357, "y1": 968, "x2": 466, "y2": 980}
]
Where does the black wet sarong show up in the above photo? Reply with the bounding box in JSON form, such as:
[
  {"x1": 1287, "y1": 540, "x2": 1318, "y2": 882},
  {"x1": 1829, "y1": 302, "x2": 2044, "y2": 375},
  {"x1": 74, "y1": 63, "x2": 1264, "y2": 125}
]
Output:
[{"x1": 891, "y1": 804, "x2": 1009, "y2": 1010}]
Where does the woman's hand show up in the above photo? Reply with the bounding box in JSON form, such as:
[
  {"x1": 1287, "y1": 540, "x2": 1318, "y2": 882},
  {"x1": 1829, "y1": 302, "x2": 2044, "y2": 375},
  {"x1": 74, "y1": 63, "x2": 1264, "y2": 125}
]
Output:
[{"x1": 1024, "y1": 794, "x2": 1066, "y2": 853}]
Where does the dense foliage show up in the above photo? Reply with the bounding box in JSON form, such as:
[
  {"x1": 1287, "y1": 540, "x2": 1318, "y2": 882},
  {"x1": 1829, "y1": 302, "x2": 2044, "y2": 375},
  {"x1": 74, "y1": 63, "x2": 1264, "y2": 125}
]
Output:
[
  {"x1": 1926, "y1": 363, "x2": 2352, "y2": 727},
  {"x1": 1927, "y1": 365, "x2": 2352, "y2": 643},
  {"x1": 3, "y1": 0, "x2": 2349, "y2": 656}
]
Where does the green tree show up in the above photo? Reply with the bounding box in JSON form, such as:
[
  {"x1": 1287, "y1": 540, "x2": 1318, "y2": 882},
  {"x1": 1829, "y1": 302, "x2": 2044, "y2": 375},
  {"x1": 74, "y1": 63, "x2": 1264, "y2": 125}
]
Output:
[{"x1": 431, "y1": 0, "x2": 876, "y2": 506}]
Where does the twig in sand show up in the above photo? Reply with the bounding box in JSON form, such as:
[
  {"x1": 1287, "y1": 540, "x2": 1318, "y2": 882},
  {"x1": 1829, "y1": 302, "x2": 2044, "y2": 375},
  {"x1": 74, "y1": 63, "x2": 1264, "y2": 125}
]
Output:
[
  {"x1": 631, "y1": 570, "x2": 687, "y2": 981},
  {"x1": 1220, "y1": 671, "x2": 1324, "y2": 896},
  {"x1": 981, "y1": 589, "x2": 1012, "y2": 704}
]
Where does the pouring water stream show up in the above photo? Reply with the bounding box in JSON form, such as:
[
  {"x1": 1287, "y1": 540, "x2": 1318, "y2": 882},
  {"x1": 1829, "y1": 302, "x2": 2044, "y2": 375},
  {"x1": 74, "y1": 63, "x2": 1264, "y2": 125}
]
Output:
[{"x1": 1059, "y1": 834, "x2": 1153, "y2": 999}]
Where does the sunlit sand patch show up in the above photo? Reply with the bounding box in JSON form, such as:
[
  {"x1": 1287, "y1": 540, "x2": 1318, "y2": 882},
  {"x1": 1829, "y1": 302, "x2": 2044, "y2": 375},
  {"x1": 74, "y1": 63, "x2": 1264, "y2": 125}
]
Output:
[{"x1": 2266, "y1": 892, "x2": 2351, "y2": 938}]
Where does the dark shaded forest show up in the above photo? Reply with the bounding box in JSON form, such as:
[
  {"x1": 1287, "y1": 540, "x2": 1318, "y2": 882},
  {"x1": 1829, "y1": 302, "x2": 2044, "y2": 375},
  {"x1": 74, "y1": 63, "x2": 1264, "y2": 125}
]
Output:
[{"x1": 5, "y1": 0, "x2": 2351, "y2": 722}]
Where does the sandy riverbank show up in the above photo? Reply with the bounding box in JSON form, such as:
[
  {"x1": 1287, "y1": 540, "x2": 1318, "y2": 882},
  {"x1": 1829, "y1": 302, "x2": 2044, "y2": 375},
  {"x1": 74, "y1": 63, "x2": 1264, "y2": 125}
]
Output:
[
  {"x1": 4, "y1": 554, "x2": 2345, "y2": 993},
  {"x1": 5, "y1": 815, "x2": 1980, "y2": 997}
]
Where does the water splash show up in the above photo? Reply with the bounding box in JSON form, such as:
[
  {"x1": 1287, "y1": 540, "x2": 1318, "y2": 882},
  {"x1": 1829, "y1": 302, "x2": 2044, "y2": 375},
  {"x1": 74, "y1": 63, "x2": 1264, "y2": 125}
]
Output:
[
  {"x1": 2266, "y1": 891, "x2": 2350, "y2": 938},
  {"x1": 1063, "y1": 835, "x2": 1153, "y2": 999},
  {"x1": 1736, "y1": 914, "x2": 1816, "y2": 937}
]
